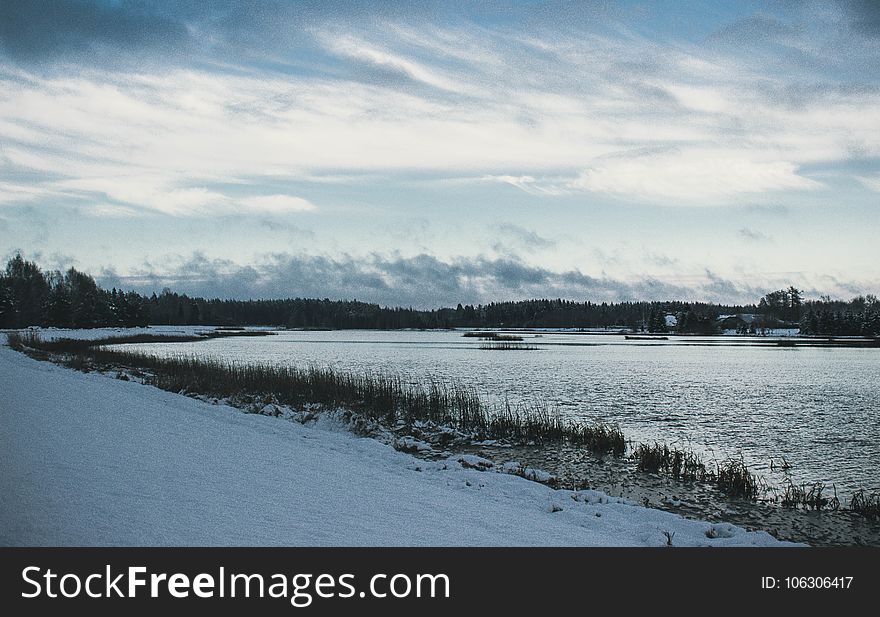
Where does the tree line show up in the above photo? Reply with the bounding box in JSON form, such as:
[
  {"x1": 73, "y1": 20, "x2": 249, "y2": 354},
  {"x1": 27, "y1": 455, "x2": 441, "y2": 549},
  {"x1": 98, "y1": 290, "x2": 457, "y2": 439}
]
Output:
[
  {"x1": 1, "y1": 254, "x2": 877, "y2": 336},
  {"x1": 754, "y1": 285, "x2": 880, "y2": 336}
]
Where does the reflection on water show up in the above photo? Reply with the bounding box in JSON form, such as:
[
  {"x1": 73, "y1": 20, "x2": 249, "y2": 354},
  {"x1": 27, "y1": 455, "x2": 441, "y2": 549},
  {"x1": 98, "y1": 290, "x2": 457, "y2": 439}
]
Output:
[{"x1": 119, "y1": 330, "x2": 880, "y2": 500}]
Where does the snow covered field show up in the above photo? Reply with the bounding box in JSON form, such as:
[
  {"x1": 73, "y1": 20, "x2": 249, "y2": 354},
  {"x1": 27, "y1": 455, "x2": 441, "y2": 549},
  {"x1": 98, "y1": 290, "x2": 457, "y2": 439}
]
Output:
[{"x1": 0, "y1": 337, "x2": 796, "y2": 546}]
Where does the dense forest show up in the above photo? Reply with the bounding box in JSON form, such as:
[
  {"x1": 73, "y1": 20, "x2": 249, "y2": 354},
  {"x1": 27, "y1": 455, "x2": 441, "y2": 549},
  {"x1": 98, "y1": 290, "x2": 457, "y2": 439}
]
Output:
[{"x1": 1, "y1": 254, "x2": 878, "y2": 336}]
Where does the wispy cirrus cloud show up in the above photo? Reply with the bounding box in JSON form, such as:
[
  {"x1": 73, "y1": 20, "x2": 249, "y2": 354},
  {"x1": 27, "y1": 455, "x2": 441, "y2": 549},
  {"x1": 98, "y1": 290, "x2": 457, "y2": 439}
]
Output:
[
  {"x1": 2, "y1": 4, "x2": 878, "y2": 214},
  {"x1": 479, "y1": 175, "x2": 569, "y2": 196},
  {"x1": 319, "y1": 33, "x2": 474, "y2": 95},
  {"x1": 569, "y1": 149, "x2": 822, "y2": 202},
  {"x1": 0, "y1": 181, "x2": 66, "y2": 204},
  {"x1": 47, "y1": 172, "x2": 317, "y2": 217},
  {"x1": 240, "y1": 195, "x2": 316, "y2": 213}
]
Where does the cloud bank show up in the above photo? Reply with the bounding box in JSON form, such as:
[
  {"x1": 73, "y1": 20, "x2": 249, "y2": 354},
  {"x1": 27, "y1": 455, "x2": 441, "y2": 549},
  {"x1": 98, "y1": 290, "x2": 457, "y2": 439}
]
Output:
[{"x1": 91, "y1": 251, "x2": 873, "y2": 309}]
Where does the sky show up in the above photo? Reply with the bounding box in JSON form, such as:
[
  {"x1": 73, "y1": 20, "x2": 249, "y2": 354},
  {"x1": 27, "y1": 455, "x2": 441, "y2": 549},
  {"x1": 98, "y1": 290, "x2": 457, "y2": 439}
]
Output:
[{"x1": 0, "y1": 0, "x2": 878, "y2": 307}]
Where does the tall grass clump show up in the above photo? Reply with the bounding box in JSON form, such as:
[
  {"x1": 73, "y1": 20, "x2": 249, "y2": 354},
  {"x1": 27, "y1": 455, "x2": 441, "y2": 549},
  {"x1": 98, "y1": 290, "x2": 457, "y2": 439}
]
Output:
[
  {"x1": 633, "y1": 443, "x2": 707, "y2": 482},
  {"x1": 849, "y1": 490, "x2": 880, "y2": 520},
  {"x1": 633, "y1": 444, "x2": 762, "y2": 500},
  {"x1": 487, "y1": 401, "x2": 624, "y2": 454},
  {"x1": 479, "y1": 341, "x2": 538, "y2": 351},
  {"x1": 10, "y1": 332, "x2": 624, "y2": 456},
  {"x1": 462, "y1": 332, "x2": 523, "y2": 341},
  {"x1": 716, "y1": 457, "x2": 761, "y2": 500}
]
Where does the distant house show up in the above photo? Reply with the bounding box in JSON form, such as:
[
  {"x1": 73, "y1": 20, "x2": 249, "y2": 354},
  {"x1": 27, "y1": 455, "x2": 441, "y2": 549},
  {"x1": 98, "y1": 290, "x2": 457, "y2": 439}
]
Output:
[{"x1": 664, "y1": 314, "x2": 678, "y2": 329}]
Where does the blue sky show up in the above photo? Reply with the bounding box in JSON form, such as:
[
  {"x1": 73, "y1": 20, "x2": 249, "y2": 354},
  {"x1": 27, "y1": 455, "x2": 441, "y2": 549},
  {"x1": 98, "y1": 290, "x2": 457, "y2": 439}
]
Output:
[{"x1": 1, "y1": 0, "x2": 878, "y2": 307}]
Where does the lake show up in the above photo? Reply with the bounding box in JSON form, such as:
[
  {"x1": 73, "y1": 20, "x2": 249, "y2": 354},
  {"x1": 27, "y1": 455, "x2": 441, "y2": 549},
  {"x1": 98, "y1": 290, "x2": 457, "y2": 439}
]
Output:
[{"x1": 118, "y1": 329, "x2": 880, "y2": 500}]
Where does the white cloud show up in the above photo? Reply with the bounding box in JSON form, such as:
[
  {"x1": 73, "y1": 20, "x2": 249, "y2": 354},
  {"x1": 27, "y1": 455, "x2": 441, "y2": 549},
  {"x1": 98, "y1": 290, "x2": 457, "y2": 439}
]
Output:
[
  {"x1": 0, "y1": 181, "x2": 63, "y2": 204},
  {"x1": 239, "y1": 195, "x2": 316, "y2": 213},
  {"x1": 319, "y1": 33, "x2": 471, "y2": 94},
  {"x1": 50, "y1": 175, "x2": 316, "y2": 216},
  {"x1": 1, "y1": 18, "x2": 879, "y2": 218},
  {"x1": 664, "y1": 84, "x2": 734, "y2": 114},
  {"x1": 79, "y1": 203, "x2": 141, "y2": 218},
  {"x1": 480, "y1": 175, "x2": 568, "y2": 196},
  {"x1": 51, "y1": 175, "x2": 228, "y2": 216},
  {"x1": 569, "y1": 150, "x2": 822, "y2": 202}
]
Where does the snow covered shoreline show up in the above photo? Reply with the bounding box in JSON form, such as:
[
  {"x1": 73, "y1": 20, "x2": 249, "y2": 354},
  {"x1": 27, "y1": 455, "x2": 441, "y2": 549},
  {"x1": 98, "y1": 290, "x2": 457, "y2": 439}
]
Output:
[{"x1": 0, "y1": 335, "x2": 797, "y2": 546}]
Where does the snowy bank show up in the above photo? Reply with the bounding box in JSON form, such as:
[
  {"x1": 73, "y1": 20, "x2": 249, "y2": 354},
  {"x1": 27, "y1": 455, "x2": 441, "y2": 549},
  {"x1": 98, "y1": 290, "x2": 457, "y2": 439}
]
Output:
[{"x1": 0, "y1": 340, "x2": 797, "y2": 546}]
